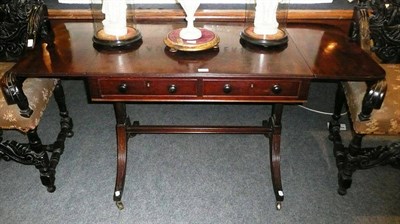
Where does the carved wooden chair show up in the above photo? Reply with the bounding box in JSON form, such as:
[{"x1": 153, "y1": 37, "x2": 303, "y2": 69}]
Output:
[
  {"x1": 329, "y1": 0, "x2": 400, "y2": 195},
  {"x1": 0, "y1": 0, "x2": 73, "y2": 192}
]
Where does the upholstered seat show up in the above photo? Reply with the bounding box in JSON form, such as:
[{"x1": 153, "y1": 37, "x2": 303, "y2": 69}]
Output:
[
  {"x1": 343, "y1": 60, "x2": 400, "y2": 135},
  {"x1": 0, "y1": 62, "x2": 57, "y2": 132}
]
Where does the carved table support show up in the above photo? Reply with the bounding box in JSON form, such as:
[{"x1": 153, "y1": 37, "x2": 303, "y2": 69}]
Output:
[
  {"x1": 267, "y1": 103, "x2": 284, "y2": 210},
  {"x1": 113, "y1": 102, "x2": 129, "y2": 210},
  {"x1": 112, "y1": 103, "x2": 285, "y2": 210}
]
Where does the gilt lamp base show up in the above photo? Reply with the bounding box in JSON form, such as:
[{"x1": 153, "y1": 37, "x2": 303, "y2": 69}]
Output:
[{"x1": 164, "y1": 28, "x2": 219, "y2": 52}]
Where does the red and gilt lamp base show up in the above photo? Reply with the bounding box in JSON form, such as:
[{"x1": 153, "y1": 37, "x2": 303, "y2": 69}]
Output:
[{"x1": 164, "y1": 28, "x2": 220, "y2": 52}]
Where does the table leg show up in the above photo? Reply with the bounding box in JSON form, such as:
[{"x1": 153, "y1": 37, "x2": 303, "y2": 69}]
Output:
[
  {"x1": 113, "y1": 102, "x2": 129, "y2": 210},
  {"x1": 268, "y1": 104, "x2": 284, "y2": 210}
]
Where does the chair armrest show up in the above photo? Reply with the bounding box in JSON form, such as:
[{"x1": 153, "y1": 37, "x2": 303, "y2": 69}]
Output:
[
  {"x1": 0, "y1": 64, "x2": 58, "y2": 132},
  {"x1": 1, "y1": 71, "x2": 33, "y2": 118},
  {"x1": 358, "y1": 80, "x2": 387, "y2": 121}
]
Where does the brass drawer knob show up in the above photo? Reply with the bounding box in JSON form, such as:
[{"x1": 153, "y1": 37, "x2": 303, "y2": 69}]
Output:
[
  {"x1": 223, "y1": 84, "x2": 232, "y2": 94},
  {"x1": 271, "y1": 84, "x2": 282, "y2": 95}
]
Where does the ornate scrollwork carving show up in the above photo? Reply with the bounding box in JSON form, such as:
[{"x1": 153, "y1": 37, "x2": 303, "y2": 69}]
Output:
[
  {"x1": 0, "y1": 140, "x2": 47, "y2": 167},
  {"x1": 369, "y1": 0, "x2": 400, "y2": 62},
  {"x1": 349, "y1": 0, "x2": 400, "y2": 62},
  {"x1": 0, "y1": 112, "x2": 73, "y2": 192},
  {"x1": 348, "y1": 141, "x2": 400, "y2": 169},
  {"x1": 0, "y1": 0, "x2": 49, "y2": 61},
  {"x1": 349, "y1": 0, "x2": 371, "y2": 43}
]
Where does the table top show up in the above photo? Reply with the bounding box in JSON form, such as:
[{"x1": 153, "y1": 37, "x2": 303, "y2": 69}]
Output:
[{"x1": 10, "y1": 21, "x2": 385, "y2": 81}]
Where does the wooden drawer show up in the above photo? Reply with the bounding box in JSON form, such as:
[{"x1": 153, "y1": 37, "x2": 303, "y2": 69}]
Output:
[
  {"x1": 88, "y1": 77, "x2": 309, "y2": 102},
  {"x1": 97, "y1": 78, "x2": 198, "y2": 97},
  {"x1": 202, "y1": 79, "x2": 302, "y2": 97}
]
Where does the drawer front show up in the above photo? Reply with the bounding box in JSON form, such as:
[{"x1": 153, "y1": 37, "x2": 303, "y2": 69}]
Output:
[
  {"x1": 89, "y1": 77, "x2": 309, "y2": 102},
  {"x1": 98, "y1": 78, "x2": 198, "y2": 96},
  {"x1": 203, "y1": 79, "x2": 302, "y2": 97}
]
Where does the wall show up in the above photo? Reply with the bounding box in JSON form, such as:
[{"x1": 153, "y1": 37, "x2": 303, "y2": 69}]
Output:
[{"x1": 44, "y1": 0, "x2": 356, "y2": 31}]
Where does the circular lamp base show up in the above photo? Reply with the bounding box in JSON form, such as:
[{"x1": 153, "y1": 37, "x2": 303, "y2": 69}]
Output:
[
  {"x1": 93, "y1": 27, "x2": 142, "y2": 51},
  {"x1": 164, "y1": 28, "x2": 220, "y2": 52},
  {"x1": 240, "y1": 26, "x2": 288, "y2": 48}
]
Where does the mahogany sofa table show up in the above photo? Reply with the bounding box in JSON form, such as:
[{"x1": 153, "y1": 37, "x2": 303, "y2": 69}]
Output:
[{"x1": 9, "y1": 21, "x2": 385, "y2": 210}]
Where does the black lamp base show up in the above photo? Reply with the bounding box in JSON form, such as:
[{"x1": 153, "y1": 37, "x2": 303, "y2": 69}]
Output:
[
  {"x1": 93, "y1": 27, "x2": 142, "y2": 51},
  {"x1": 240, "y1": 26, "x2": 288, "y2": 48}
]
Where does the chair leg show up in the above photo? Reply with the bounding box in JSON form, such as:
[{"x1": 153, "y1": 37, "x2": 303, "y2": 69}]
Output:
[
  {"x1": 329, "y1": 83, "x2": 346, "y2": 163},
  {"x1": 41, "y1": 80, "x2": 74, "y2": 191},
  {"x1": 337, "y1": 134, "x2": 364, "y2": 195},
  {"x1": 53, "y1": 80, "x2": 68, "y2": 117},
  {"x1": 46, "y1": 80, "x2": 74, "y2": 181},
  {"x1": 328, "y1": 82, "x2": 351, "y2": 195},
  {"x1": 328, "y1": 83, "x2": 374, "y2": 195},
  {"x1": 27, "y1": 128, "x2": 56, "y2": 192},
  {"x1": 52, "y1": 80, "x2": 74, "y2": 139}
]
